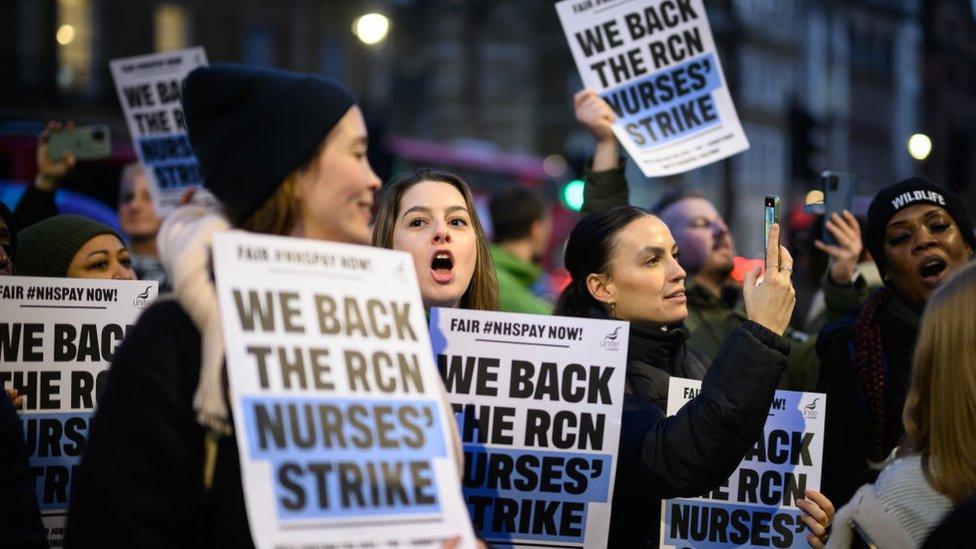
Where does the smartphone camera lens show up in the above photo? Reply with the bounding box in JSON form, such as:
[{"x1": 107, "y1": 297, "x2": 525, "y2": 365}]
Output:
[{"x1": 92, "y1": 130, "x2": 105, "y2": 141}]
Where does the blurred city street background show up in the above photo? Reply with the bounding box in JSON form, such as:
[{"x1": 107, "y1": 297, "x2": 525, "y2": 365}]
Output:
[{"x1": 2, "y1": 0, "x2": 975, "y2": 263}]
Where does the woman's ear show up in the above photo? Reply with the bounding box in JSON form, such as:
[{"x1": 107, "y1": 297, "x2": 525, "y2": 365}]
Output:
[{"x1": 585, "y1": 272, "x2": 614, "y2": 306}]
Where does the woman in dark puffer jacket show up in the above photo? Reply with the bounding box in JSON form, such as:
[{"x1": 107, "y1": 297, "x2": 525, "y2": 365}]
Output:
[{"x1": 555, "y1": 206, "x2": 834, "y2": 547}]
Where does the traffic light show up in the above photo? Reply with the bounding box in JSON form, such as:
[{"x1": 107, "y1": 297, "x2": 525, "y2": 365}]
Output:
[
  {"x1": 790, "y1": 105, "x2": 824, "y2": 184},
  {"x1": 561, "y1": 179, "x2": 585, "y2": 212}
]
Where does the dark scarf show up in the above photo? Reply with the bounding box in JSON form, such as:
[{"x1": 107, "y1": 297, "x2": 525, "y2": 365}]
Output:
[{"x1": 853, "y1": 289, "x2": 921, "y2": 461}]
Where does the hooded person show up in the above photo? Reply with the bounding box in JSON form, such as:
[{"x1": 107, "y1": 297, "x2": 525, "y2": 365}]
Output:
[
  {"x1": 65, "y1": 64, "x2": 462, "y2": 547},
  {"x1": 816, "y1": 176, "x2": 976, "y2": 509},
  {"x1": 15, "y1": 214, "x2": 136, "y2": 280}
]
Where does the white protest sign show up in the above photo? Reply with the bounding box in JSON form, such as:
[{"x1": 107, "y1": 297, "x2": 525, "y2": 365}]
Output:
[
  {"x1": 660, "y1": 378, "x2": 825, "y2": 549},
  {"x1": 0, "y1": 276, "x2": 157, "y2": 547},
  {"x1": 556, "y1": 0, "x2": 749, "y2": 176},
  {"x1": 110, "y1": 47, "x2": 208, "y2": 215},
  {"x1": 429, "y1": 308, "x2": 628, "y2": 548},
  {"x1": 212, "y1": 232, "x2": 477, "y2": 548}
]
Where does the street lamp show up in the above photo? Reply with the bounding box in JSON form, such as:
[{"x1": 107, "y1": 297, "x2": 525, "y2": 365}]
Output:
[
  {"x1": 56, "y1": 24, "x2": 76, "y2": 46},
  {"x1": 353, "y1": 13, "x2": 390, "y2": 46},
  {"x1": 908, "y1": 133, "x2": 932, "y2": 161}
]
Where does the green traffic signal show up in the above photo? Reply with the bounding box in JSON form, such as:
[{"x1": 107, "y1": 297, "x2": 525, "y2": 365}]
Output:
[{"x1": 562, "y1": 179, "x2": 585, "y2": 211}]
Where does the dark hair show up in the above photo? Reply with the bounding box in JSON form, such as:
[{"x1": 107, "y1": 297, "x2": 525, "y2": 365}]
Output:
[
  {"x1": 372, "y1": 168, "x2": 499, "y2": 311},
  {"x1": 555, "y1": 205, "x2": 650, "y2": 317},
  {"x1": 651, "y1": 188, "x2": 707, "y2": 215},
  {"x1": 489, "y1": 186, "x2": 547, "y2": 243}
]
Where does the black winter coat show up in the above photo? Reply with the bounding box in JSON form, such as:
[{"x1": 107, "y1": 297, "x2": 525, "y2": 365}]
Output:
[
  {"x1": 0, "y1": 391, "x2": 47, "y2": 548},
  {"x1": 609, "y1": 320, "x2": 790, "y2": 547},
  {"x1": 67, "y1": 300, "x2": 254, "y2": 548},
  {"x1": 623, "y1": 323, "x2": 709, "y2": 411},
  {"x1": 815, "y1": 293, "x2": 919, "y2": 508}
]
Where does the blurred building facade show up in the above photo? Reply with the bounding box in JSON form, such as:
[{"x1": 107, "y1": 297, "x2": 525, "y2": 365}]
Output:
[{"x1": 1, "y1": 0, "x2": 973, "y2": 256}]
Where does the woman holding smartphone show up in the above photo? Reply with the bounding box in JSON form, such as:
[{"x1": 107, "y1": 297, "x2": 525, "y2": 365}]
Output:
[{"x1": 555, "y1": 205, "x2": 834, "y2": 547}]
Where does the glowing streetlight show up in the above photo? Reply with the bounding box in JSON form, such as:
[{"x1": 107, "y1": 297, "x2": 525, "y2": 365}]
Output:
[
  {"x1": 353, "y1": 13, "x2": 390, "y2": 46},
  {"x1": 908, "y1": 133, "x2": 932, "y2": 161},
  {"x1": 56, "y1": 24, "x2": 76, "y2": 46}
]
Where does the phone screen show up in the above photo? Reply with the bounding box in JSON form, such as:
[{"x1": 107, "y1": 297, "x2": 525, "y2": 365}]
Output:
[
  {"x1": 821, "y1": 170, "x2": 855, "y2": 245},
  {"x1": 764, "y1": 195, "x2": 780, "y2": 264}
]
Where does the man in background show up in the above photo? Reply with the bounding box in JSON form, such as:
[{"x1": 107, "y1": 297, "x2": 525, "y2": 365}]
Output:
[{"x1": 489, "y1": 186, "x2": 552, "y2": 314}]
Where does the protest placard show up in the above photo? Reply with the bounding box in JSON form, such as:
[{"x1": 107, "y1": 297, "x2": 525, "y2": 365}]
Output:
[
  {"x1": 428, "y1": 308, "x2": 628, "y2": 548},
  {"x1": 555, "y1": 0, "x2": 749, "y2": 177},
  {"x1": 659, "y1": 378, "x2": 825, "y2": 549},
  {"x1": 212, "y1": 232, "x2": 477, "y2": 548},
  {"x1": 110, "y1": 47, "x2": 208, "y2": 215},
  {"x1": 0, "y1": 276, "x2": 157, "y2": 546}
]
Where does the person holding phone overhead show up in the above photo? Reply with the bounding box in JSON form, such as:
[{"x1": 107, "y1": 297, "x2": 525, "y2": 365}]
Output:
[
  {"x1": 573, "y1": 89, "x2": 866, "y2": 393},
  {"x1": 554, "y1": 205, "x2": 834, "y2": 547}
]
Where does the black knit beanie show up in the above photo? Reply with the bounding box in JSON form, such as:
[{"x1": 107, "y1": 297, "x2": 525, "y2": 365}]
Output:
[
  {"x1": 866, "y1": 176, "x2": 976, "y2": 279},
  {"x1": 15, "y1": 215, "x2": 125, "y2": 277},
  {"x1": 181, "y1": 64, "x2": 357, "y2": 222}
]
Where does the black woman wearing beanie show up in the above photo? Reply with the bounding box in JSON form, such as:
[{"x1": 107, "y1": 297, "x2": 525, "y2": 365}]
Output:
[
  {"x1": 816, "y1": 176, "x2": 975, "y2": 509},
  {"x1": 65, "y1": 64, "x2": 390, "y2": 548}
]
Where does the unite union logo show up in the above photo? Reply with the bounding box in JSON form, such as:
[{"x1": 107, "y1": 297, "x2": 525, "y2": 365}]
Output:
[
  {"x1": 132, "y1": 285, "x2": 152, "y2": 308},
  {"x1": 802, "y1": 397, "x2": 820, "y2": 419},
  {"x1": 600, "y1": 326, "x2": 622, "y2": 351}
]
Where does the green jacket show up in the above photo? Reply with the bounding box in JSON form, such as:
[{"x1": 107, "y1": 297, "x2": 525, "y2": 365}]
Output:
[
  {"x1": 490, "y1": 245, "x2": 551, "y2": 315},
  {"x1": 683, "y1": 279, "x2": 748, "y2": 360}
]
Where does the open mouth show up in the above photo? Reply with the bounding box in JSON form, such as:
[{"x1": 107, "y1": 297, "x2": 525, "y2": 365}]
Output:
[
  {"x1": 430, "y1": 251, "x2": 455, "y2": 283},
  {"x1": 918, "y1": 256, "x2": 948, "y2": 285}
]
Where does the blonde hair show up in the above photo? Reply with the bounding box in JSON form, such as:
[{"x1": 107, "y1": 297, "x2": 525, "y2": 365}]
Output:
[{"x1": 903, "y1": 260, "x2": 976, "y2": 502}]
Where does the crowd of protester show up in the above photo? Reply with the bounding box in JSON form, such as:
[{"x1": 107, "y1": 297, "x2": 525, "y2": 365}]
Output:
[{"x1": 0, "y1": 63, "x2": 974, "y2": 548}]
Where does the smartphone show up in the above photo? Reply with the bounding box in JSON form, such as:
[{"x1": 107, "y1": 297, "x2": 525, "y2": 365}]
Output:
[
  {"x1": 764, "y1": 195, "x2": 780, "y2": 265},
  {"x1": 821, "y1": 170, "x2": 855, "y2": 245},
  {"x1": 46, "y1": 125, "x2": 112, "y2": 161}
]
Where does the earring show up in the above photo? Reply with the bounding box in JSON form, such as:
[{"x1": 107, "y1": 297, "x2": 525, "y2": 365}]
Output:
[{"x1": 609, "y1": 301, "x2": 616, "y2": 317}]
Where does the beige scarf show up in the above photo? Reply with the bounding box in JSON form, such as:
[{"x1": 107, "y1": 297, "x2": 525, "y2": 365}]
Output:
[{"x1": 157, "y1": 203, "x2": 234, "y2": 435}]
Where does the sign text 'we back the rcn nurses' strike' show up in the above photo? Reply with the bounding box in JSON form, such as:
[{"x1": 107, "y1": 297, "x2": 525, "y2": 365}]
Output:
[
  {"x1": 429, "y1": 308, "x2": 628, "y2": 548},
  {"x1": 212, "y1": 232, "x2": 477, "y2": 548},
  {"x1": 556, "y1": 0, "x2": 749, "y2": 176},
  {"x1": 660, "y1": 378, "x2": 825, "y2": 549},
  {"x1": 110, "y1": 47, "x2": 208, "y2": 216},
  {"x1": 0, "y1": 276, "x2": 158, "y2": 547}
]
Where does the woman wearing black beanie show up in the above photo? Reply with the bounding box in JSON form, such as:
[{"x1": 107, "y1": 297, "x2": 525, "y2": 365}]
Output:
[
  {"x1": 66, "y1": 65, "x2": 389, "y2": 547},
  {"x1": 816, "y1": 176, "x2": 975, "y2": 510}
]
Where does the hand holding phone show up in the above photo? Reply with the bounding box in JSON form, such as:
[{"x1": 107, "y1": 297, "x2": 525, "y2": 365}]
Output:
[
  {"x1": 821, "y1": 171, "x2": 854, "y2": 245},
  {"x1": 764, "y1": 195, "x2": 781, "y2": 268},
  {"x1": 45, "y1": 124, "x2": 112, "y2": 161}
]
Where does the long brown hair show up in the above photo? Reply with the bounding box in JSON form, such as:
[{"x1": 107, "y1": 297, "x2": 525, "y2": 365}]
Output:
[
  {"x1": 372, "y1": 168, "x2": 498, "y2": 311},
  {"x1": 903, "y1": 260, "x2": 976, "y2": 502}
]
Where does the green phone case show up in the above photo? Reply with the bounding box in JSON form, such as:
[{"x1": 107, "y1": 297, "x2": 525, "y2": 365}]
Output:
[{"x1": 46, "y1": 125, "x2": 112, "y2": 161}]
